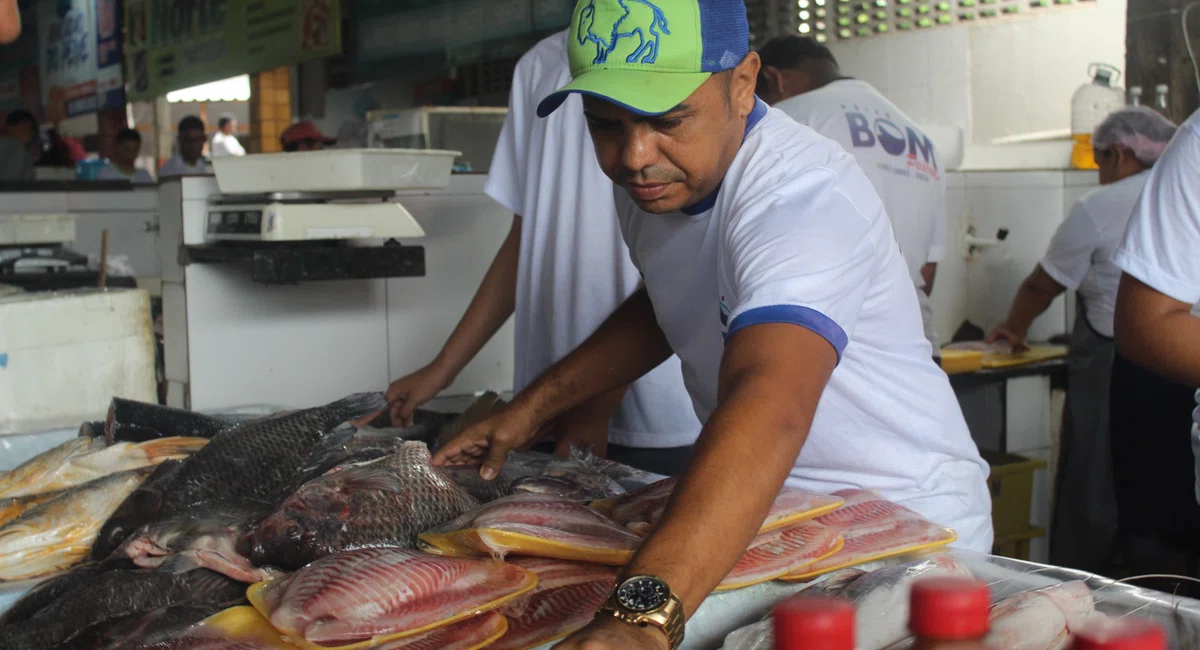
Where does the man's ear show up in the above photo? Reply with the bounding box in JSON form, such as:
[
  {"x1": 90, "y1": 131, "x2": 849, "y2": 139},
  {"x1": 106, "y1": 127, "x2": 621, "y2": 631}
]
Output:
[{"x1": 736, "y1": 52, "x2": 764, "y2": 113}]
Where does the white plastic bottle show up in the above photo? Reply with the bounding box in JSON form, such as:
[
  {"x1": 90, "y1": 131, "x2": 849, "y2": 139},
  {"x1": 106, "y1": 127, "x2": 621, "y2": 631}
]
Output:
[{"x1": 1071, "y1": 63, "x2": 1126, "y2": 170}]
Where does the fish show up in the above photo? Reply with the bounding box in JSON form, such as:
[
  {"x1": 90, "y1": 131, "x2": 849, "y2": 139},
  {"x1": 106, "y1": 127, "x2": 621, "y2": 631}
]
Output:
[
  {"x1": 568, "y1": 448, "x2": 664, "y2": 491},
  {"x1": 0, "y1": 469, "x2": 151, "y2": 581},
  {"x1": 985, "y1": 581, "x2": 1097, "y2": 650},
  {"x1": 491, "y1": 558, "x2": 617, "y2": 650},
  {"x1": 442, "y1": 451, "x2": 556, "y2": 503},
  {"x1": 0, "y1": 437, "x2": 205, "y2": 500},
  {"x1": 118, "y1": 500, "x2": 280, "y2": 583},
  {"x1": 242, "y1": 442, "x2": 481, "y2": 571},
  {"x1": 0, "y1": 559, "x2": 113, "y2": 625},
  {"x1": 105, "y1": 398, "x2": 256, "y2": 444},
  {"x1": 595, "y1": 478, "x2": 844, "y2": 537},
  {"x1": 511, "y1": 450, "x2": 626, "y2": 501},
  {"x1": 91, "y1": 392, "x2": 388, "y2": 561},
  {"x1": 781, "y1": 489, "x2": 957, "y2": 581},
  {"x1": 720, "y1": 568, "x2": 867, "y2": 650},
  {"x1": 53, "y1": 604, "x2": 230, "y2": 650},
  {"x1": 419, "y1": 492, "x2": 644, "y2": 565},
  {"x1": 715, "y1": 520, "x2": 843, "y2": 592},
  {"x1": 147, "y1": 606, "x2": 301, "y2": 649},
  {"x1": 0, "y1": 568, "x2": 246, "y2": 650},
  {"x1": 371, "y1": 613, "x2": 508, "y2": 650},
  {"x1": 0, "y1": 491, "x2": 61, "y2": 528},
  {"x1": 79, "y1": 421, "x2": 107, "y2": 439},
  {"x1": 248, "y1": 547, "x2": 536, "y2": 648}
]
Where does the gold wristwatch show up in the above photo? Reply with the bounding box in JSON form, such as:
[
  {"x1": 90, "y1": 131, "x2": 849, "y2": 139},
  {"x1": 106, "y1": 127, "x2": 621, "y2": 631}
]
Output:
[{"x1": 598, "y1": 575, "x2": 686, "y2": 650}]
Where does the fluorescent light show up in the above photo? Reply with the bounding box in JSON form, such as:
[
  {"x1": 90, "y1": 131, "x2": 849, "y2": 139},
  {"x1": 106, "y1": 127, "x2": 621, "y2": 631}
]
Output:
[{"x1": 166, "y1": 75, "x2": 252, "y2": 103}]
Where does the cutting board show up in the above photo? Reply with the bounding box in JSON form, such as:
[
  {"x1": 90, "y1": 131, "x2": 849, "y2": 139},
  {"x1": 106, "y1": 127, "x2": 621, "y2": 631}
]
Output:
[{"x1": 980, "y1": 344, "x2": 1068, "y2": 368}]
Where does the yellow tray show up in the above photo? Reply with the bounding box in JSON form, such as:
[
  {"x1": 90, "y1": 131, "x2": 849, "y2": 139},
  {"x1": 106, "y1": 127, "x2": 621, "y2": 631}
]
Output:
[
  {"x1": 940, "y1": 349, "x2": 984, "y2": 374},
  {"x1": 981, "y1": 345, "x2": 1067, "y2": 368}
]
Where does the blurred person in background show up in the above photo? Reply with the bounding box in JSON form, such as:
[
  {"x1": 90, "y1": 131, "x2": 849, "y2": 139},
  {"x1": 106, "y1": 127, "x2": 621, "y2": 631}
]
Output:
[
  {"x1": 757, "y1": 36, "x2": 947, "y2": 360},
  {"x1": 989, "y1": 107, "x2": 1177, "y2": 574},
  {"x1": 159, "y1": 115, "x2": 211, "y2": 177},
  {"x1": 280, "y1": 121, "x2": 335, "y2": 152},
  {"x1": 1111, "y1": 107, "x2": 1200, "y2": 591},
  {"x1": 210, "y1": 113, "x2": 245, "y2": 157},
  {"x1": 96, "y1": 128, "x2": 154, "y2": 184},
  {"x1": 0, "y1": 109, "x2": 37, "y2": 181},
  {"x1": 37, "y1": 127, "x2": 87, "y2": 168}
]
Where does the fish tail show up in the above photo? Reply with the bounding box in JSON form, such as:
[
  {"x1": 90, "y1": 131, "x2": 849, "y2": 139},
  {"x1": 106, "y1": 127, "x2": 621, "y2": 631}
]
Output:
[{"x1": 134, "y1": 437, "x2": 209, "y2": 461}]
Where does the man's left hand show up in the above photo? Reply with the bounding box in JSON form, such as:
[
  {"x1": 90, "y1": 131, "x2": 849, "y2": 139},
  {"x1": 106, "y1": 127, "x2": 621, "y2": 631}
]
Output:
[{"x1": 552, "y1": 617, "x2": 671, "y2": 650}]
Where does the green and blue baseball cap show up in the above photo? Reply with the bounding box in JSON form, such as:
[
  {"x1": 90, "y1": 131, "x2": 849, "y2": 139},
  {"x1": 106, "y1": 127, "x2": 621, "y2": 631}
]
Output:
[{"x1": 536, "y1": 0, "x2": 751, "y2": 118}]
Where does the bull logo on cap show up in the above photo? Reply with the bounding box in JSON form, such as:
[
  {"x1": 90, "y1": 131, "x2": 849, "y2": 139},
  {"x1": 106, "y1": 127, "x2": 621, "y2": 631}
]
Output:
[{"x1": 577, "y1": 0, "x2": 671, "y2": 65}]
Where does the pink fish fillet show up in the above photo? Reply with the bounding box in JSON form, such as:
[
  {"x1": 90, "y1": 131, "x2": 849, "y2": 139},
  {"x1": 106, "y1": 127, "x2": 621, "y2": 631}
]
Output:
[
  {"x1": 491, "y1": 558, "x2": 618, "y2": 650},
  {"x1": 420, "y1": 493, "x2": 643, "y2": 563},
  {"x1": 255, "y1": 547, "x2": 535, "y2": 647},
  {"x1": 374, "y1": 612, "x2": 508, "y2": 650},
  {"x1": 985, "y1": 581, "x2": 1096, "y2": 650},
  {"x1": 602, "y1": 478, "x2": 843, "y2": 537},
  {"x1": 812, "y1": 489, "x2": 914, "y2": 534},
  {"x1": 717, "y1": 520, "x2": 843, "y2": 591}
]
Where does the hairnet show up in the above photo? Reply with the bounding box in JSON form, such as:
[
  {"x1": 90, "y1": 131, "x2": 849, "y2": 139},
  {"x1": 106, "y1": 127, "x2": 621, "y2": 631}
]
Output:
[{"x1": 1093, "y1": 106, "x2": 1177, "y2": 166}]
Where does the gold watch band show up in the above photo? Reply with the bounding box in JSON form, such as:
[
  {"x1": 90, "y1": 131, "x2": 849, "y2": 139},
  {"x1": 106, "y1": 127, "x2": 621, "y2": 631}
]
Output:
[{"x1": 600, "y1": 591, "x2": 686, "y2": 650}]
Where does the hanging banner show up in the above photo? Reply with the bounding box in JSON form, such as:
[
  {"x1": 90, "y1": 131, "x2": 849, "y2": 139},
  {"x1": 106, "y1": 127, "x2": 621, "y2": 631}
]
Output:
[
  {"x1": 37, "y1": 0, "x2": 124, "y2": 120},
  {"x1": 124, "y1": 0, "x2": 342, "y2": 102}
]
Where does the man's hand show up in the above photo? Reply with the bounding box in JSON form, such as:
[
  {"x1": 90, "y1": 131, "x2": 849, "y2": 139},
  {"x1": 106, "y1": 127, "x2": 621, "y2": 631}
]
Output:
[
  {"x1": 432, "y1": 403, "x2": 544, "y2": 479},
  {"x1": 386, "y1": 363, "x2": 452, "y2": 426},
  {"x1": 987, "y1": 324, "x2": 1029, "y2": 352},
  {"x1": 552, "y1": 616, "x2": 670, "y2": 650}
]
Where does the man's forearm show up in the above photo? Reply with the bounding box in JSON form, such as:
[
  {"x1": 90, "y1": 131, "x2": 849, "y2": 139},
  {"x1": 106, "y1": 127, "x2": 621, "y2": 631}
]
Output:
[
  {"x1": 432, "y1": 215, "x2": 522, "y2": 380},
  {"x1": 515, "y1": 287, "x2": 672, "y2": 430},
  {"x1": 1002, "y1": 266, "x2": 1062, "y2": 336}
]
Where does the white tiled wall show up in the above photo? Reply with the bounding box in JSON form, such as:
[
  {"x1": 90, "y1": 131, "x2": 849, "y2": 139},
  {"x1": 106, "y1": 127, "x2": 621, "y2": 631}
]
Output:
[{"x1": 826, "y1": 0, "x2": 1127, "y2": 144}]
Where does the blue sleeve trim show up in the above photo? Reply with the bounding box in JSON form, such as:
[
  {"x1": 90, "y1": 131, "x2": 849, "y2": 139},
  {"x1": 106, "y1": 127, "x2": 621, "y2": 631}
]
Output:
[{"x1": 727, "y1": 305, "x2": 848, "y2": 361}]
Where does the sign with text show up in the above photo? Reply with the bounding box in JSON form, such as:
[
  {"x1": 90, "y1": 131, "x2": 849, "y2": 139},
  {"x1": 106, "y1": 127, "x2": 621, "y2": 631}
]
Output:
[
  {"x1": 37, "y1": 0, "x2": 124, "y2": 120},
  {"x1": 124, "y1": 0, "x2": 342, "y2": 101}
]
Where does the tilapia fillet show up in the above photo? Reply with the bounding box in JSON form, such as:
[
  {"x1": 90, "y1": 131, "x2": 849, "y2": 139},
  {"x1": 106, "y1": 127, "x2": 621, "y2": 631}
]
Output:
[
  {"x1": 986, "y1": 581, "x2": 1097, "y2": 650},
  {"x1": 419, "y1": 492, "x2": 642, "y2": 565},
  {"x1": 782, "y1": 489, "x2": 956, "y2": 581},
  {"x1": 594, "y1": 478, "x2": 843, "y2": 537},
  {"x1": 249, "y1": 547, "x2": 536, "y2": 648},
  {"x1": 716, "y1": 520, "x2": 843, "y2": 591},
  {"x1": 0, "y1": 437, "x2": 203, "y2": 499},
  {"x1": 0, "y1": 469, "x2": 149, "y2": 581},
  {"x1": 244, "y1": 442, "x2": 480, "y2": 571},
  {"x1": 492, "y1": 558, "x2": 616, "y2": 650}
]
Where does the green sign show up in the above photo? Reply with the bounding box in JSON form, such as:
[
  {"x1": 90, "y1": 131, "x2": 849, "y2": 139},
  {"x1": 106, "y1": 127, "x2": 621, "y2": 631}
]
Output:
[{"x1": 124, "y1": 0, "x2": 341, "y2": 101}]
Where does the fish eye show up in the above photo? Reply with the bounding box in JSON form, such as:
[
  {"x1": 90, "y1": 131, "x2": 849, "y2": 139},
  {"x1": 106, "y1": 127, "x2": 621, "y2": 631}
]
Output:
[{"x1": 284, "y1": 523, "x2": 301, "y2": 539}]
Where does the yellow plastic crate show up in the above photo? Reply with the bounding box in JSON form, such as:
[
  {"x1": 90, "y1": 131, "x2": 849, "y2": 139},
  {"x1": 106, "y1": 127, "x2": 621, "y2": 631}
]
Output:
[{"x1": 982, "y1": 450, "x2": 1047, "y2": 540}]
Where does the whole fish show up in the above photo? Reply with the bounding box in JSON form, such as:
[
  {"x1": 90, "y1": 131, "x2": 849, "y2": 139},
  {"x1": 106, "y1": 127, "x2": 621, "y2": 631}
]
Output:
[
  {"x1": 568, "y1": 447, "x2": 663, "y2": 491},
  {"x1": 105, "y1": 398, "x2": 256, "y2": 444},
  {"x1": 511, "y1": 450, "x2": 626, "y2": 501},
  {"x1": 0, "y1": 559, "x2": 115, "y2": 625},
  {"x1": 419, "y1": 492, "x2": 643, "y2": 565},
  {"x1": 91, "y1": 392, "x2": 388, "y2": 560},
  {"x1": 985, "y1": 581, "x2": 1097, "y2": 650},
  {"x1": 0, "y1": 568, "x2": 246, "y2": 650},
  {"x1": 53, "y1": 604, "x2": 229, "y2": 650},
  {"x1": 0, "y1": 490, "x2": 61, "y2": 528},
  {"x1": 0, "y1": 437, "x2": 205, "y2": 500},
  {"x1": 0, "y1": 469, "x2": 151, "y2": 581},
  {"x1": 243, "y1": 441, "x2": 480, "y2": 571},
  {"x1": 492, "y1": 558, "x2": 616, "y2": 650},
  {"x1": 251, "y1": 547, "x2": 536, "y2": 647},
  {"x1": 118, "y1": 500, "x2": 280, "y2": 583}
]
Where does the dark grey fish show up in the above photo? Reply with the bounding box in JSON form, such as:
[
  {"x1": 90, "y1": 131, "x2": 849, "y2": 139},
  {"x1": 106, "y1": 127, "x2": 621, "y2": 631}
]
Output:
[
  {"x1": 570, "y1": 447, "x2": 664, "y2": 491},
  {"x1": 443, "y1": 449, "x2": 555, "y2": 503},
  {"x1": 52, "y1": 604, "x2": 226, "y2": 650},
  {"x1": 0, "y1": 559, "x2": 122, "y2": 625},
  {"x1": 243, "y1": 441, "x2": 479, "y2": 571},
  {"x1": 511, "y1": 450, "x2": 626, "y2": 501},
  {"x1": 106, "y1": 398, "x2": 254, "y2": 445},
  {"x1": 0, "y1": 568, "x2": 245, "y2": 650},
  {"x1": 91, "y1": 393, "x2": 387, "y2": 560}
]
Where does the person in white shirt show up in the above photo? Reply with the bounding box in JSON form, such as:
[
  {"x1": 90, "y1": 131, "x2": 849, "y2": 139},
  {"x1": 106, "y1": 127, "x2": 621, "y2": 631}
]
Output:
[
  {"x1": 757, "y1": 36, "x2": 947, "y2": 358},
  {"x1": 158, "y1": 116, "x2": 211, "y2": 178},
  {"x1": 386, "y1": 30, "x2": 701, "y2": 475},
  {"x1": 209, "y1": 113, "x2": 245, "y2": 157},
  {"x1": 987, "y1": 107, "x2": 1177, "y2": 574},
  {"x1": 96, "y1": 127, "x2": 155, "y2": 184},
  {"x1": 1110, "y1": 107, "x2": 1200, "y2": 589},
  {"x1": 434, "y1": 1, "x2": 990, "y2": 646}
]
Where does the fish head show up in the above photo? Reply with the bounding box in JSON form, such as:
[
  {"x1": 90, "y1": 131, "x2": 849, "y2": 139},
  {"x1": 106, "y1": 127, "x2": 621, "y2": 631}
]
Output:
[
  {"x1": 241, "y1": 485, "x2": 350, "y2": 571},
  {"x1": 91, "y1": 485, "x2": 165, "y2": 561}
]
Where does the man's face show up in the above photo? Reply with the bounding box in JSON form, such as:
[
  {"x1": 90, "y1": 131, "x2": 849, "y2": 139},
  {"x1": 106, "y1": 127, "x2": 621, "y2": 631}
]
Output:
[
  {"x1": 8, "y1": 119, "x2": 33, "y2": 147},
  {"x1": 113, "y1": 138, "x2": 140, "y2": 167},
  {"x1": 297, "y1": 140, "x2": 323, "y2": 151},
  {"x1": 223, "y1": 120, "x2": 237, "y2": 134},
  {"x1": 179, "y1": 128, "x2": 206, "y2": 162},
  {"x1": 582, "y1": 55, "x2": 761, "y2": 214}
]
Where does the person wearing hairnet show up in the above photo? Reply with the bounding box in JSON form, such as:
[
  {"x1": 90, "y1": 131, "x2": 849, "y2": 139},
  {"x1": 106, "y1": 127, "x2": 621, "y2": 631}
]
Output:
[{"x1": 989, "y1": 106, "x2": 1177, "y2": 574}]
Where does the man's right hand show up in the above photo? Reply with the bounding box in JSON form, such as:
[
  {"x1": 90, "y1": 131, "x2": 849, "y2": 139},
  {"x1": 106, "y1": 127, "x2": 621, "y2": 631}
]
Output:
[
  {"x1": 387, "y1": 363, "x2": 452, "y2": 426},
  {"x1": 432, "y1": 404, "x2": 543, "y2": 480},
  {"x1": 986, "y1": 325, "x2": 1029, "y2": 352}
]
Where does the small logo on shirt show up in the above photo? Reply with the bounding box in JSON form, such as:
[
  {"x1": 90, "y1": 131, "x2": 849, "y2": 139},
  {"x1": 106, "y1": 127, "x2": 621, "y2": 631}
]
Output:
[{"x1": 842, "y1": 105, "x2": 940, "y2": 180}]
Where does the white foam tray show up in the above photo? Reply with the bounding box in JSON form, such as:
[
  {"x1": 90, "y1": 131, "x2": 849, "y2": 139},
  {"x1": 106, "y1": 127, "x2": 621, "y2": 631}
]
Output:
[{"x1": 211, "y1": 148, "x2": 461, "y2": 194}]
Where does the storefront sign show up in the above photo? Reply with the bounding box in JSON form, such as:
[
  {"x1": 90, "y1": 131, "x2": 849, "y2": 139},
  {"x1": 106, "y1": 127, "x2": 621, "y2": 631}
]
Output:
[
  {"x1": 37, "y1": 0, "x2": 124, "y2": 120},
  {"x1": 124, "y1": 0, "x2": 342, "y2": 101}
]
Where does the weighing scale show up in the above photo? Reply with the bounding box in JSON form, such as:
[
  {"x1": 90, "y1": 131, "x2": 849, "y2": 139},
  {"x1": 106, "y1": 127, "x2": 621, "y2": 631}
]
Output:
[{"x1": 203, "y1": 190, "x2": 426, "y2": 243}]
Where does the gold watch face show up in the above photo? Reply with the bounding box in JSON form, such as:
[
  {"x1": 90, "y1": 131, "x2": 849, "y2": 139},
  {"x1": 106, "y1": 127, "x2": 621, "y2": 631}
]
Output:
[{"x1": 615, "y1": 576, "x2": 670, "y2": 613}]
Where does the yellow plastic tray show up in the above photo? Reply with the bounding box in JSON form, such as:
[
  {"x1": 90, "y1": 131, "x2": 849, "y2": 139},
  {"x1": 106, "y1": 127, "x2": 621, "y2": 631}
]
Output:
[
  {"x1": 780, "y1": 530, "x2": 956, "y2": 582},
  {"x1": 418, "y1": 528, "x2": 635, "y2": 566},
  {"x1": 980, "y1": 344, "x2": 1068, "y2": 368},
  {"x1": 940, "y1": 349, "x2": 984, "y2": 374}
]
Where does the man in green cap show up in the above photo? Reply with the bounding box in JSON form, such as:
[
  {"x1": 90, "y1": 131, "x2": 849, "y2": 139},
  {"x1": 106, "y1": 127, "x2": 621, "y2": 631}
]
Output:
[{"x1": 434, "y1": 0, "x2": 992, "y2": 647}]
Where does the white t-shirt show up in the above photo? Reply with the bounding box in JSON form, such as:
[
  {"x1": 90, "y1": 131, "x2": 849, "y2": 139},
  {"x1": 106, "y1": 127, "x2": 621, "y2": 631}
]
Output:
[
  {"x1": 158, "y1": 154, "x2": 212, "y2": 178},
  {"x1": 1112, "y1": 108, "x2": 1200, "y2": 502},
  {"x1": 95, "y1": 163, "x2": 155, "y2": 184},
  {"x1": 1041, "y1": 170, "x2": 1149, "y2": 338},
  {"x1": 615, "y1": 103, "x2": 993, "y2": 551},
  {"x1": 775, "y1": 79, "x2": 947, "y2": 352},
  {"x1": 210, "y1": 131, "x2": 246, "y2": 157},
  {"x1": 484, "y1": 31, "x2": 700, "y2": 449}
]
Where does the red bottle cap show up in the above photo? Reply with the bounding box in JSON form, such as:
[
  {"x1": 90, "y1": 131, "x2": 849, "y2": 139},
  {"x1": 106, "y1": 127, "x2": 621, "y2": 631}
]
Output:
[
  {"x1": 773, "y1": 596, "x2": 855, "y2": 650},
  {"x1": 909, "y1": 577, "x2": 991, "y2": 639},
  {"x1": 1073, "y1": 617, "x2": 1167, "y2": 650}
]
